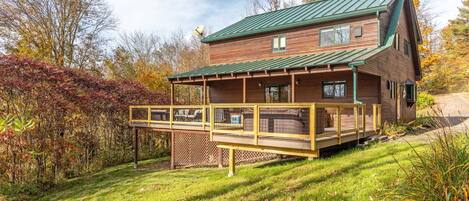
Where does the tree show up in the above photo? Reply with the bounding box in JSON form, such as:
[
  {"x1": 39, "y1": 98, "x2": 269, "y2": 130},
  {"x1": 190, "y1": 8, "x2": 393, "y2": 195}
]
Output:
[
  {"x1": 246, "y1": 0, "x2": 299, "y2": 15},
  {"x1": 0, "y1": 0, "x2": 117, "y2": 72}
]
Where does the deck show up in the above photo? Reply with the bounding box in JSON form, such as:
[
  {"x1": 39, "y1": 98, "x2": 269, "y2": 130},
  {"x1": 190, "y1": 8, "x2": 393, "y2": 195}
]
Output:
[{"x1": 129, "y1": 103, "x2": 382, "y2": 158}]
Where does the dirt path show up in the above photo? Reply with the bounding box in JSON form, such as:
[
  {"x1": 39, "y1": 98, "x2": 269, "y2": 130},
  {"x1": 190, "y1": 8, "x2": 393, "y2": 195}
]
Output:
[{"x1": 400, "y1": 92, "x2": 469, "y2": 142}]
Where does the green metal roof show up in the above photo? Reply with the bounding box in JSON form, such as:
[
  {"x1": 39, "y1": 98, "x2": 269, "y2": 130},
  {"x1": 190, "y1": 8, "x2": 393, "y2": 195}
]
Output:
[
  {"x1": 170, "y1": 47, "x2": 380, "y2": 79},
  {"x1": 170, "y1": 0, "x2": 407, "y2": 80},
  {"x1": 202, "y1": 0, "x2": 392, "y2": 43}
]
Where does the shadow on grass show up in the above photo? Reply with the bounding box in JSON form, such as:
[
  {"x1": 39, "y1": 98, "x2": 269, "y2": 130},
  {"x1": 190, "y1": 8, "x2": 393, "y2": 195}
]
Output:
[
  {"x1": 39, "y1": 158, "x2": 170, "y2": 200},
  {"x1": 217, "y1": 144, "x2": 424, "y2": 201}
]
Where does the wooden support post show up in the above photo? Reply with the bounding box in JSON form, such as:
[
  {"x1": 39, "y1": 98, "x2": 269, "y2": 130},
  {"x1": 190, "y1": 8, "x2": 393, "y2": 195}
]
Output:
[
  {"x1": 378, "y1": 105, "x2": 382, "y2": 130},
  {"x1": 354, "y1": 106, "x2": 359, "y2": 140},
  {"x1": 337, "y1": 106, "x2": 342, "y2": 144},
  {"x1": 170, "y1": 83, "x2": 174, "y2": 105},
  {"x1": 242, "y1": 78, "x2": 246, "y2": 103},
  {"x1": 217, "y1": 148, "x2": 223, "y2": 168},
  {"x1": 310, "y1": 103, "x2": 317, "y2": 150},
  {"x1": 228, "y1": 148, "x2": 235, "y2": 177},
  {"x1": 170, "y1": 131, "x2": 175, "y2": 169},
  {"x1": 209, "y1": 105, "x2": 214, "y2": 140},
  {"x1": 134, "y1": 128, "x2": 139, "y2": 169},
  {"x1": 203, "y1": 80, "x2": 207, "y2": 105},
  {"x1": 291, "y1": 74, "x2": 296, "y2": 103}
]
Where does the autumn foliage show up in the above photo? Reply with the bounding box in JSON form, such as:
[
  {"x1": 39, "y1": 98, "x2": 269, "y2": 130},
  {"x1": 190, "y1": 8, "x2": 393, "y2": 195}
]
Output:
[{"x1": 0, "y1": 55, "x2": 169, "y2": 188}]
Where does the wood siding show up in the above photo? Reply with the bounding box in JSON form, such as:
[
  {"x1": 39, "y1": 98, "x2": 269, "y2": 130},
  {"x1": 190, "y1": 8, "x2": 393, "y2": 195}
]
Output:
[
  {"x1": 208, "y1": 15, "x2": 379, "y2": 65},
  {"x1": 359, "y1": 5, "x2": 417, "y2": 123}
]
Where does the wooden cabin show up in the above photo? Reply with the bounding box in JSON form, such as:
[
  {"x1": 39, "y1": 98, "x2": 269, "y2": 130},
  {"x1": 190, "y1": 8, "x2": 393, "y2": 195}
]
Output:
[{"x1": 129, "y1": 0, "x2": 421, "y2": 176}]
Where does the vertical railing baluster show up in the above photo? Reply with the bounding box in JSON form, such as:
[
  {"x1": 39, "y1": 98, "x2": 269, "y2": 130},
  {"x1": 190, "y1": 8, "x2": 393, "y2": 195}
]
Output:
[
  {"x1": 373, "y1": 104, "x2": 377, "y2": 132},
  {"x1": 253, "y1": 105, "x2": 259, "y2": 145},
  {"x1": 129, "y1": 106, "x2": 133, "y2": 125},
  {"x1": 202, "y1": 106, "x2": 206, "y2": 131},
  {"x1": 210, "y1": 105, "x2": 214, "y2": 141}
]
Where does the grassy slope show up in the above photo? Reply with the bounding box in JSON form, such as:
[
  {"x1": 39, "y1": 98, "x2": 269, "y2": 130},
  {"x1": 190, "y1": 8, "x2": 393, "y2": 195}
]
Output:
[{"x1": 39, "y1": 142, "x2": 425, "y2": 201}]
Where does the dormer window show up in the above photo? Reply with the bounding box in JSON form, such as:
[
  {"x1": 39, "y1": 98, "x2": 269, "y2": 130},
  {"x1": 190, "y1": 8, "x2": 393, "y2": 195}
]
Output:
[
  {"x1": 272, "y1": 34, "x2": 286, "y2": 52},
  {"x1": 404, "y1": 39, "x2": 411, "y2": 56},
  {"x1": 320, "y1": 25, "x2": 350, "y2": 47}
]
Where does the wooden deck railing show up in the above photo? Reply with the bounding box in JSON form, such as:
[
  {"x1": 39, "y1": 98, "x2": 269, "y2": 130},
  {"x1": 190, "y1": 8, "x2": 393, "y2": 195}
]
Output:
[{"x1": 129, "y1": 103, "x2": 382, "y2": 151}]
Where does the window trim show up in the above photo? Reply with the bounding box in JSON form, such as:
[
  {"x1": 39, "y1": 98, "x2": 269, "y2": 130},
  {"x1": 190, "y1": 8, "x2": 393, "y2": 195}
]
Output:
[
  {"x1": 322, "y1": 80, "x2": 347, "y2": 99},
  {"x1": 319, "y1": 24, "x2": 351, "y2": 47},
  {"x1": 272, "y1": 34, "x2": 287, "y2": 53}
]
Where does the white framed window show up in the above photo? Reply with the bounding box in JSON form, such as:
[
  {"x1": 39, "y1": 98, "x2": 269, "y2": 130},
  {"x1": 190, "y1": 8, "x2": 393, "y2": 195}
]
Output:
[
  {"x1": 272, "y1": 34, "x2": 286, "y2": 52},
  {"x1": 320, "y1": 25, "x2": 350, "y2": 47}
]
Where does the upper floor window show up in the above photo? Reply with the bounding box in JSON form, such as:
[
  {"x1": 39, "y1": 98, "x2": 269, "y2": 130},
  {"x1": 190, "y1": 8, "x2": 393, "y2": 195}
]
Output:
[
  {"x1": 272, "y1": 34, "x2": 286, "y2": 52},
  {"x1": 322, "y1": 81, "x2": 346, "y2": 98},
  {"x1": 320, "y1": 25, "x2": 350, "y2": 47},
  {"x1": 265, "y1": 85, "x2": 290, "y2": 103},
  {"x1": 404, "y1": 39, "x2": 411, "y2": 56}
]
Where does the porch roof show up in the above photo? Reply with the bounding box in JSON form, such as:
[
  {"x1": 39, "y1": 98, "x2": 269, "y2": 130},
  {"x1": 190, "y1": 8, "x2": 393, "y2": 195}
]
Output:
[{"x1": 169, "y1": 47, "x2": 384, "y2": 80}]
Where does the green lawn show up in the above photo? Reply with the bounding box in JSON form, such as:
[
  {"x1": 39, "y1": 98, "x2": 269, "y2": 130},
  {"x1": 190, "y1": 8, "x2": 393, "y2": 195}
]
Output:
[{"x1": 38, "y1": 142, "x2": 425, "y2": 201}]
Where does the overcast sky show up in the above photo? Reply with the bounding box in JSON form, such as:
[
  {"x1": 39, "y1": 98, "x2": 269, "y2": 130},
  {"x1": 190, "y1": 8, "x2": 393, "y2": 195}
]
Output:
[{"x1": 106, "y1": 0, "x2": 463, "y2": 41}]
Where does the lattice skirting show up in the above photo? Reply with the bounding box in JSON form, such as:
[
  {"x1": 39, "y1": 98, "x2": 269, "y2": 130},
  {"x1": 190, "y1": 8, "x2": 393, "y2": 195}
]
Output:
[{"x1": 173, "y1": 131, "x2": 276, "y2": 167}]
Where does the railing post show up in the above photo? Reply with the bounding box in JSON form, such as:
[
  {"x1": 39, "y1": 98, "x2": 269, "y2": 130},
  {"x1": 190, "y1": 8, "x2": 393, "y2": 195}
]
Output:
[
  {"x1": 362, "y1": 105, "x2": 366, "y2": 137},
  {"x1": 253, "y1": 105, "x2": 259, "y2": 145},
  {"x1": 354, "y1": 105, "x2": 359, "y2": 140},
  {"x1": 337, "y1": 106, "x2": 342, "y2": 144},
  {"x1": 309, "y1": 103, "x2": 317, "y2": 150},
  {"x1": 169, "y1": 107, "x2": 174, "y2": 129},
  {"x1": 147, "y1": 106, "x2": 151, "y2": 127},
  {"x1": 378, "y1": 105, "x2": 382, "y2": 131},
  {"x1": 373, "y1": 104, "x2": 377, "y2": 132},
  {"x1": 202, "y1": 106, "x2": 206, "y2": 131},
  {"x1": 209, "y1": 105, "x2": 214, "y2": 141}
]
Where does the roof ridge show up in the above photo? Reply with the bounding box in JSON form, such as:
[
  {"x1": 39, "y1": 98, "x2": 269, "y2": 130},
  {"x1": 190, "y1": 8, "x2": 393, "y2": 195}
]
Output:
[{"x1": 244, "y1": 0, "x2": 330, "y2": 19}]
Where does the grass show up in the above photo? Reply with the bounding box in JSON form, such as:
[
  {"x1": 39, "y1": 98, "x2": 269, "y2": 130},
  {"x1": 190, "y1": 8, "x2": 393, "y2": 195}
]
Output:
[{"x1": 32, "y1": 142, "x2": 426, "y2": 201}]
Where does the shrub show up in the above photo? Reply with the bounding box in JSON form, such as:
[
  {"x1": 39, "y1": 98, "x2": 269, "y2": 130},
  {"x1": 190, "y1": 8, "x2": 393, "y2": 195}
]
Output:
[
  {"x1": 416, "y1": 92, "x2": 435, "y2": 110},
  {"x1": 395, "y1": 122, "x2": 469, "y2": 200},
  {"x1": 382, "y1": 117, "x2": 436, "y2": 137}
]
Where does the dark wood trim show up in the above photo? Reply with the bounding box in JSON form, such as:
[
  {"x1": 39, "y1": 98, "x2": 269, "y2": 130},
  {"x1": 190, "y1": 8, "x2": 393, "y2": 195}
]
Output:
[{"x1": 203, "y1": 80, "x2": 207, "y2": 105}]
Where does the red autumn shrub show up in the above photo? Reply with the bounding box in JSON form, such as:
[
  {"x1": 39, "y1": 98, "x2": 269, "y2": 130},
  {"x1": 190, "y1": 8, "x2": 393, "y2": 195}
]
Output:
[{"x1": 0, "y1": 55, "x2": 170, "y2": 187}]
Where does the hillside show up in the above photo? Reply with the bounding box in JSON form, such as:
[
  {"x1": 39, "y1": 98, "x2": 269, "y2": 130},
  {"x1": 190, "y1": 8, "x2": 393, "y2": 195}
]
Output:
[{"x1": 36, "y1": 142, "x2": 425, "y2": 201}]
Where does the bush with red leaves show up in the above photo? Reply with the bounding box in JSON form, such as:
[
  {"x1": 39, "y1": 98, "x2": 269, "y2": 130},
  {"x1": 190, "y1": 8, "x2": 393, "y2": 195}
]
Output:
[{"x1": 0, "y1": 55, "x2": 170, "y2": 187}]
